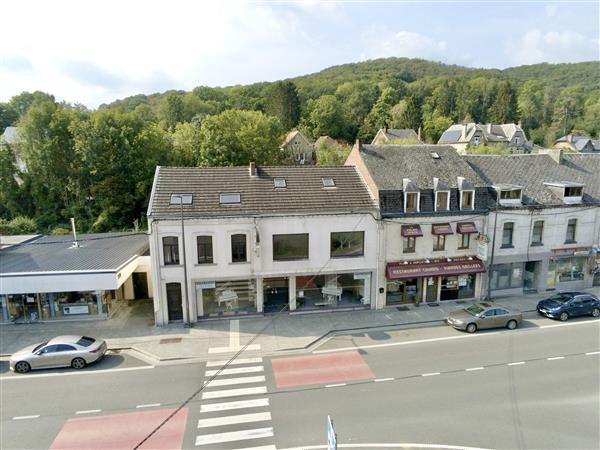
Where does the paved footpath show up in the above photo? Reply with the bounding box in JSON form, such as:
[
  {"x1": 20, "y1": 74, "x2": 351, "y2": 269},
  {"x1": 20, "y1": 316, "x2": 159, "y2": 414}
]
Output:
[{"x1": 2, "y1": 287, "x2": 599, "y2": 363}]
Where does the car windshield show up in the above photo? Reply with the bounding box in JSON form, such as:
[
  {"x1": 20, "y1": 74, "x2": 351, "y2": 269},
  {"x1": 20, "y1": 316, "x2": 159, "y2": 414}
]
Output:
[
  {"x1": 548, "y1": 294, "x2": 569, "y2": 303},
  {"x1": 33, "y1": 342, "x2": 48, "y2": 352},
  {"x1": 465, "y1": 305, "x2": 485, "y2": 316},
  {"x1": 76, "y1": 336, "x2": 96, "y2": 347}
]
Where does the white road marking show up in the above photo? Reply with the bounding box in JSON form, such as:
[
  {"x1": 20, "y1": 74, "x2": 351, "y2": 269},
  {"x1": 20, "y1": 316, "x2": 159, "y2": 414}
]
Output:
[
  {"x1": 195, "y1": 427, "x2": 273, "y2": 446},
  {"x1": 206, "y1": 357, "x2": 262, "y2": 367},
  {"x1": 508, "y1": 362, "x2": 525, "y2": 366},
  {"x1": 421, "y1": 372, "x2": 440, "y2": 377},
  {"x1": 313, "y1": 319, "x2": 600, "y2": 354},
  {"x1": 230, "y1": 446, "x2": 276, "y2": 450},
  {"x1": 208, "y1": 320, "x2": 261, "y2": 354},
  {"x1": 547, "y1": 356, "x2": 565, "y2": 361},
  {"x1": 325, "y1": 383, "x2": 347, "y2": 388},
  {"x1": 279, "y1": 443, "x2": 490, "y2": 450},
  {"x1": 75, "y1": 409, "x2": 101, "y2": 415},
  {"x1": 200, "y1": 398, "x2": 269, "y2": 413},
  {"x1": 205, "y1": 366, "x2": 264, "y2": 377},
  {"x1": 585, "y1": 351, "x2": 600, "y2": 355},
  {"x1": 206, "y1": 375, "x2": 265, "y2": 387},
  {"x1": 197, "y1": 412, "x2": 271, "y2": 428},
  {"x1": 202, "y1": 386, "x2": 267, "y2": 400},
  {"x1": 136, "y1": 403, "x2": 160, "y2": 408},
  {"x1": 466, "y1": 367, "x2": 484, "y2": 372},
  {"x1": 374, "y1": 377, "x2": 394, "y2": 382},
  {"x1": 13, "y1": 415, "x2": 40, "y2": 420},
  {"x1": 0, "y1": 365, "x2": 154, "y2": 381},
  {"x1": 385, "y1": 314, "x2": 393, "y2": 320}
]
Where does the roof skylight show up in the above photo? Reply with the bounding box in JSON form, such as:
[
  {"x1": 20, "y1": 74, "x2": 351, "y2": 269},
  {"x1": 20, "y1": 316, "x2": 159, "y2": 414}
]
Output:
[
  {"x1": 274, "y1": 177, "x2": 286, "y2": 188},
  {"x1": 170, "y1": 194, "x2": 193, "y2": 205},
  {"x1": 322, "y1": 177, "x2": 335, "y2": 187}
]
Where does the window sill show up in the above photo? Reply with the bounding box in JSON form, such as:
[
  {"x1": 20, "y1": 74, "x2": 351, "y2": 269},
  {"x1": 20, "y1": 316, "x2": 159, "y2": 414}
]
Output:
[
  {"x1": 432, "y1": 249, "x2": 445, "y2": 252},
  {"x1": 330, "y1": 254, "x2": 365, "y2": 259},
  {"x1": 274, "y1": 258, "x2": 310, "y2": 262},
  {"x1": 162, "y1": 263, "x2": 182, "y2": 268},
  {"x1": 229, "y1": 261, "x2": 250, "y2": 265},
  {"x1": 500, "y1": 245, "x2": 514, "y2": 249},
  {"x1": 457, "y1": 246, "x2": 469, "y2": 250},
  {"x1": 195, "y1": 262, "x2": 217, "y2": 266},
  {"x1": 564, "y1": 240, "x2": 577, "y2": 245},
  {"x1": 530, "y1": 242, "x2": 543, "y2": 247},
  {"x1": 403, "y1": 250, "x2": 416, "y2": 254}
]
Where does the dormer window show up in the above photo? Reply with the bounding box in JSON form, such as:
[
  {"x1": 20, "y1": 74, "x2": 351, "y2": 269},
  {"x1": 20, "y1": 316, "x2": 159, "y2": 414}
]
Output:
[
  {"x1": 220, "y1": 193, "x2": 241, "y2": 204},
  {"x1": 460, "y1": 190, "x2": 474, "y2": 210},
  {"x1": 495, "y1": 184, "x2": 523, "y2": 206},
  {"x1": 500, "y1": 189, "x2": 521, "y2": 200},
  {"x1": 565, "y1": 186, "x2": 582, "y2": 197},
  {"x1": 435, "y1": 191, "x2": 449, "y2": 211},
  {"x1": 543, "y1": 182, "x2": 584, "y2": 204},
  {"x1": 405, "y1": 192, "x2": 419, "y2": 212}
]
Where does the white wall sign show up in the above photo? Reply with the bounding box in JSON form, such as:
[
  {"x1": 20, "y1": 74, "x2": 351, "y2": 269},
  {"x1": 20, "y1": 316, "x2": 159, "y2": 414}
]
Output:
[{"x1": 477, "y1": 241, "x2": 488, "y2": 261}]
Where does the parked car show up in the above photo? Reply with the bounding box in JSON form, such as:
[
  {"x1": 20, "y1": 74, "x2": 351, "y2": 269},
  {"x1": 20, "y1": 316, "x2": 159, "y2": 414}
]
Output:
[
  {"x1": 9, "y1": 335, "x2": 107, "y2": 374},
  {"x1": 537, "y1": 292, "x2": 600, "y2": 321},
  {"x1": 446, "y1": 302, "x2": 523, "y2": 333}
]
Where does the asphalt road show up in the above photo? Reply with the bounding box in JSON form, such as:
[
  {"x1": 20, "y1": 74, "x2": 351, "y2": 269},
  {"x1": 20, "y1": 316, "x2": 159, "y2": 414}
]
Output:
[{"x1": 0, "y1": 318, "x2": 598, "y2": 450}]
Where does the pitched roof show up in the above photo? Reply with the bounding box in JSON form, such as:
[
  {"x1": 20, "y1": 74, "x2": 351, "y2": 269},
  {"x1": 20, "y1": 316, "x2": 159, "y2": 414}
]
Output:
[
  {"x1": 357, "y1": 144, "x2": 485, "y2": 190},
  {"x1": 379, "y1": 128, "x2": 420, "y2": 142},
  {"x1": 438, "y1": 123, "x2": 525, "y2": 144},
  {"x1": 148, "y1": 165, "x2": 376, "y2": 218},
  {"x1": 464, "y1": 154, "x2": 600, "y2": 206},
  {"x1": 0, "y1": 232, "x2": 149, "y2": 274},
  {"x1": 314, "y1": 136, "x2": 338, "y2": 148},
  {"x1": 281, "y1": 130, "x2": 311, "y2": 147}
]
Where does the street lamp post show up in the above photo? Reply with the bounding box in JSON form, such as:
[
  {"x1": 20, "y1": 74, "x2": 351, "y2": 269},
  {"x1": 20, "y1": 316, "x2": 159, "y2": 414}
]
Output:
[
  {"x1": 486, "y1": 193, "x2": 500, "y2": 301},
  {"x1": 175, "y1": 195, "x2": 191, "y2": 328}
]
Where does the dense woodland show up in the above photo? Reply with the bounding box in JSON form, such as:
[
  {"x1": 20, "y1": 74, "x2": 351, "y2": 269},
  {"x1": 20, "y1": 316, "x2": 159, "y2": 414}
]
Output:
[{"x1": 1, "y1": 57, "x2": 598, "y2": 235}]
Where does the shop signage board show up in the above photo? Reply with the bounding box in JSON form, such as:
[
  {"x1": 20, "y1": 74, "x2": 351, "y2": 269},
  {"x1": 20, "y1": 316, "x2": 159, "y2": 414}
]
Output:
[
  {"x1": 63, "y1": 305, "x2": 90, "y2": 315},
  {"x1": 386, "y1": 257, "x2": 486, "y2": 280},
  {"x1": 457, "y1": 222, "x2": 479, "y2": 234},
  {"x1": 401, "y1": 225, "x2": 423, "y2": 237},
  {"x1": 431, "y1": 223, "x2": 453, "y2": 235},
  {"x1": 477, "y1": 241, "x2": 488, "y2": 261}
]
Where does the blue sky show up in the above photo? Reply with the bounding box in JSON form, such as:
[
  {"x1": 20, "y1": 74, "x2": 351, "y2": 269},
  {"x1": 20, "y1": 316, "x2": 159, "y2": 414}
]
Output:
[{"x1": 1, "y1": 0, "x2": 598, "y2": 108}]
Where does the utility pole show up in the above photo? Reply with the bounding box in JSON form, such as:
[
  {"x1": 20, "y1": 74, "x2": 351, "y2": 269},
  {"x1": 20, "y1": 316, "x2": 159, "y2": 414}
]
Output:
[{"x1": 486, "y1": 193, "x2": 500, "y2": 301}]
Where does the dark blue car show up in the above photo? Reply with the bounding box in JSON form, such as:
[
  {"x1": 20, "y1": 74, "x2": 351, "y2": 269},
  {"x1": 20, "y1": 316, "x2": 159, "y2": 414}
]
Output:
[{"x1": 537, "y1": 291, "x2": 600, "y2": 321}]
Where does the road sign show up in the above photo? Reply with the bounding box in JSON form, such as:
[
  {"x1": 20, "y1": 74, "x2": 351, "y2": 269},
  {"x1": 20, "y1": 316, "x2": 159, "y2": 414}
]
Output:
[{"x1": 327, "y1": 415, "x2": 337, "y2": 450}]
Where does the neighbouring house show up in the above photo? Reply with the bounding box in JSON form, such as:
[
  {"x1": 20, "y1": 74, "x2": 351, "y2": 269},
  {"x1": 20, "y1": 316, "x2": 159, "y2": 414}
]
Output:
[
  {"x1": 554, "y1": 134, "x2": 600, "y2": 153},
  {"x1": 313, "y1": 135, "x2": 338, "y2": 149},
  {"x1": 465, "y1": 150, "x2": 600, "y2": 295},
  {"x1": 346, "y1": 142, "x2": 493, "y2": 306},
  {"x1": 439, "y1": 123, "x2": 532, "y2": 154},
  {"x1": 280, "y1": 130, "x2": 316, "y2": 165},
  {"x1": 0, "y1": 233, "x2": 152, "y2": 323},
  {"x1": 147, "y1": 163, "x2": 379, "y2": 325},
  {"x1": 371, "y1": 128, "x2": 422, "y2": 145}
]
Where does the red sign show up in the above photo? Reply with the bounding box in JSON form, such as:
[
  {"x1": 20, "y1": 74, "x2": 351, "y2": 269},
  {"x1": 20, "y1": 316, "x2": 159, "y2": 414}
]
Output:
[
  {"x1": 386, "y1": 257, "x2": 486, "y2": 280},
  {"x1": 401, "y1": 225, "x2": 423, "y2": 237},
  {"x1": 457, "y1": 222, "x2": 478, "y2": 234},
  {"x1": 431, "y1": 223, "x2": 453, "y2": 235}
]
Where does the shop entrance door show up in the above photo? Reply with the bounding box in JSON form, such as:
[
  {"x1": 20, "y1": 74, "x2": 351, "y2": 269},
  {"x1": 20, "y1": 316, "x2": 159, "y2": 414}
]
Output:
[
  {"x1": 524, "y1": 261, "x2": 537, "y2": 292},
  {"x1": 132, "y1": 273, "x2": 149, "y2": 299},
  {"x1": 263, "y1": 277, "x2": 289, "y2": 313},
  {"x1": 425, "y1": 277, "x2": 439, "y2": 302},
  {"x1": 440, "y1": 276, "x2": 459, "y2": 300},
  {"x1": 166, "y1": 283, "x2": 183, "y2": 321}
]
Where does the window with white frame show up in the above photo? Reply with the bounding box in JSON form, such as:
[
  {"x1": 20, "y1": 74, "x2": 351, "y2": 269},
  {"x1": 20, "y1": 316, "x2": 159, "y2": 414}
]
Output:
[
  {"x1": 565, "y1": 219, "x2": 577, "y2": 243},
  {"x1": 405, "y1": 192, "x2": 419, "y2": 212},
  {"x1": 460, "y1": 190, "x2": 474, "y2": 210},
  {"x1": 435, "y1": 191, "x2": 449, "y2": 211},
  {"x1": 531, "y1": 221, "x2": 544, "y2": 246},
  {"x1": 501, "y1": 222, "x2": 514, "y2": 247},
  {"x1": 162, "y1": 236, "x2": 179, "y2": 265}
]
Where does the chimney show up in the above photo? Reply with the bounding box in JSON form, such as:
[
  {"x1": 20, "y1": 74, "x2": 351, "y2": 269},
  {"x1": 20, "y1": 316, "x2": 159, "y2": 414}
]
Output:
[
  {"x1": 249, "y1": 161, "x2": 257, "y2": 177},
  {"x1": 486, "y1": 123, "x2": 492, "y2": 134},
  {"x1": 463, "y1": 124, "x2": 468, "y2": 138},
  {"x1": 417, "y1": 126, "x2": 421, "y2": 141},
  {"x1": 384, "y1": 125, "x2": 388, "y2": 134},
  {"x1": 567, "y1": 134, "x2": 573, "y2": 144},
  {"x1": 517, "y1": 120, "x2": 522, "y2": 129},
  {"x1": 70, "y1": 217, "x2": 79, "y2": 248}
]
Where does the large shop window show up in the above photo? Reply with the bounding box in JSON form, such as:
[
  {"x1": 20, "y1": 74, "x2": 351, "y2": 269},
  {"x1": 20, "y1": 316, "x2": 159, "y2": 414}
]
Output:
[
  {"x1": 550, "y1": 257, "x2": 586, "y2": 282},
  {"x1": 296, "y1": 273, "x2": 369, "y2": 310},
  {"x1": 330, "y1": 231, "x2": 364, "y2": 258},
  {"x1": 231, "y1": 234, "x2": 247, "y2": 263},
  {"x1": 273, "y1": 233, "x2": 309, "y2": 261},
  {"x1": 197, "y1": 279, "x2": 257, "y2": 317},
  {"x1": 490, "y1": 262, "x2": 524, "y2": 290},
  {"x1": 162, "y1": 236, "x2": 179, "y2": 265},
  {"x1": 196, "y1": 236, "x2": 213, "y2": 264}
]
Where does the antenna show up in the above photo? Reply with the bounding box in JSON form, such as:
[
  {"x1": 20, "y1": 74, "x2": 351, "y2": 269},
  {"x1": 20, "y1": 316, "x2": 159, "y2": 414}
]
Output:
[{"x1": 70, "y1": 217, "x2": 79, "y2": 248}]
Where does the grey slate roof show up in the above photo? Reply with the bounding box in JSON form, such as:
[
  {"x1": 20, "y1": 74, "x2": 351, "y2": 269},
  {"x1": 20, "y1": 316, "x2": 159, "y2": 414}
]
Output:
[
  {"x1": 381, "y1": 128, "x2": 420, "y2": 141},
  {"x1": 148, "y1": 166, "x2": 377, "y2": 218},
  {"x1": 0, "y1": 232, "x2": 149, "y2": 274},
  {"x1": 465, "y1": 154, "x2": 600, "y2": 206},
  {"x1": 359, "y1": 144, "x2": 486, "y2": 190}
]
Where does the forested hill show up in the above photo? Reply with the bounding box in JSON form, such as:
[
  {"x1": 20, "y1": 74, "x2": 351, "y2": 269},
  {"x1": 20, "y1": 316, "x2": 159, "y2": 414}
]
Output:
[{"x1": 1, "y1": 57, "x2": 599, "y2": 235}]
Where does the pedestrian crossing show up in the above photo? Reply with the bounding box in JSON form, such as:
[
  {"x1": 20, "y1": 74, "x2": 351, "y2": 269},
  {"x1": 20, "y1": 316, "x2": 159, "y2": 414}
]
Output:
[{"x1": 195, "y1": 357, "x2": 275, "y2": 449}]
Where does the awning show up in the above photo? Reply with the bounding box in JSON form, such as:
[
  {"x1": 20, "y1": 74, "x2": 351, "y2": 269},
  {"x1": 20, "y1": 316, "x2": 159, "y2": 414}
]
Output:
[
  {"x1": 386, "y1": 257, "x2": 486, "y2": 280},
  {"x1": 457, "y1": 222, "x2": 478, "y2": 234},
  {"x1": 401, "y1": 225, "x2": 423, "y2": 237},
  {"x1": 431, "y1": 223, "x2": 453, "y2": 235}
]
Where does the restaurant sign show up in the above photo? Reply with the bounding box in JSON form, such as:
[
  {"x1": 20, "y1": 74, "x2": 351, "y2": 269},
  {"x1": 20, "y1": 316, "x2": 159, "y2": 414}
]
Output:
[
  {"x1": 401, "y1": 224, "x2": 423, "y2": 237},
  {"x1": 386, "y1": 257, "x2": 486, "y2": 280}
]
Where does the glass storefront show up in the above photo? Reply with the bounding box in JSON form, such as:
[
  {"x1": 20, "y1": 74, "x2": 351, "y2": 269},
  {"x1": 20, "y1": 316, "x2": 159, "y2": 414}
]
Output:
[
  {"x1": 386, "y1": 278, "x2": 423, "y2": 304},
  {"x1": 490, "y1": 263, "x2": 524, "y2": 290},
  {"x1": 549, "y1": 257, "x2": 586, "y2": 283},
  {"x1": 295, "y1": 273, "x2": 369, "y2": 310},
  {"x1": 3, "y1": 292, "x2": 106, "y2": 322},
  {"x1": 197, "y1": 279, "x2": 257, "y2": 317}
]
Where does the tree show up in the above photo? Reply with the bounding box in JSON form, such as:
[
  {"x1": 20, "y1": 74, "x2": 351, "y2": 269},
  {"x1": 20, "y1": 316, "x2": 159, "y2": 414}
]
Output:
[
  {"x1": 465, "y1": 143, "x2": 511, "y2": 155},
  {"x1": 490, "y1": 81, "x2": 518, "y2": 123},
  {"x1": 517, "y1": 80, "x2": 544, "y2": 131},
  {"x1": 335, "y1": 81, "x2": 380, "y2": 137},
  {"x1": 171, "y1": 122, "x2": 202, "y2": 166},
  {"x1": 300, "y1": 95, "x2": 348, "y2": 140},
  {"x1": 315, "y1": 141, "x2": 352, "y2": 166},
  {"x1": 358, "y1": 87, "x2": 398, "y2": 141},
  {"x1": 423, "y1": 115, "x2": 453, "y2": 143},
  {"x1": 198, "y1": 110, "x2": 284, "y2": 166},
  {"x1": 576, "y1": 95, "x2": 600, "y2": 137},
  {"x1": 265, "y1": 81, "x2": 301, "y2": 131},
  {"x1": 553, "y1": 86, "x2": 584, "y2": 136},
  {"x1": 158, "y1": 93, "x2": 185, "y2": 131},
  {"x1": 396, "y1": 95, "x2": 422, "y2": 131}
]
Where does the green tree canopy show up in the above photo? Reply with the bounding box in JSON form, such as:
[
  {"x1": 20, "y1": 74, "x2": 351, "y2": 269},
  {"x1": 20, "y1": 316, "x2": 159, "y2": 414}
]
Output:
[
  {"x1": 265, "y1": 81, "x2": 301, "y2": 131},
  {"x1": 300, "y1": 95, "x2": 348, "y2": 140}
]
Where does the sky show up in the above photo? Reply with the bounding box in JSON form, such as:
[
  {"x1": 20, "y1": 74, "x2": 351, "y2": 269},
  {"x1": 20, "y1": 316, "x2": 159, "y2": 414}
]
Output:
[{"x1": 1, "y1": 0, "x2": 599, "y2": 108}]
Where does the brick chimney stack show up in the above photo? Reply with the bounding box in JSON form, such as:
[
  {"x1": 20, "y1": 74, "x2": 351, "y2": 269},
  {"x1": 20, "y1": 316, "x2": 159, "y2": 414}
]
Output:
[{"x1": 249, "y1": 161, "x2": 257, "y2": 177}]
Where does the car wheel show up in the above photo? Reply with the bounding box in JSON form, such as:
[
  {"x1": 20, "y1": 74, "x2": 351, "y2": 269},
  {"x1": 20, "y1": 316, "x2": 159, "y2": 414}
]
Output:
[
  {"x1": 14, "y1": 361, "x2": 31, "y2": 374},
  {"x1": 71, "y1": 357, "x2": 86, "y2": 370},
  {"x1": 466, "y1": 323, "x2": 477, "y2": 333},
  {"x1": 559, "y1": 312, "x2": 569, "y2": 321},
  {"x1": 591, "y1": 308, "x2": 600, "y2": 318},
  {"x1": 507, "y1": 319, "x2": 518, "y2": 330}
]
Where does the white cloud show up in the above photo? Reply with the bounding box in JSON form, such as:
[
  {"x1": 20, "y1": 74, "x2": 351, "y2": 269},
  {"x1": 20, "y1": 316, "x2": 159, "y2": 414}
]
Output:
[
  {"x1": 545, "y1": 3, "x2": 558, "y2": 17},
  {"x1": 510, "y1": 29, "x2": 599, "y2": 66},
  {"x1": 360, "y1": 28, "x2": 449, "y2": 62}
]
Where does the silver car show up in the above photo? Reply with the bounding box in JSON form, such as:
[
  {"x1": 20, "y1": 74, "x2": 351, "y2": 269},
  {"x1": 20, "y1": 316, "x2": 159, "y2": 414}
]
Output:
[
  {"x1": 9, "y1": 335, "x2": 107, "y2": 374},
  {"x1": 446, "y1": 302, "x2": 523, "y2": 333}
]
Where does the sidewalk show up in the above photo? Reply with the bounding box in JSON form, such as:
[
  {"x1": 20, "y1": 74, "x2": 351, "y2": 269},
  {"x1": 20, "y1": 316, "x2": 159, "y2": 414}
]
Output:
[{"x1": 2, "y1": 287, "x2": 599, "y2": 362}]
